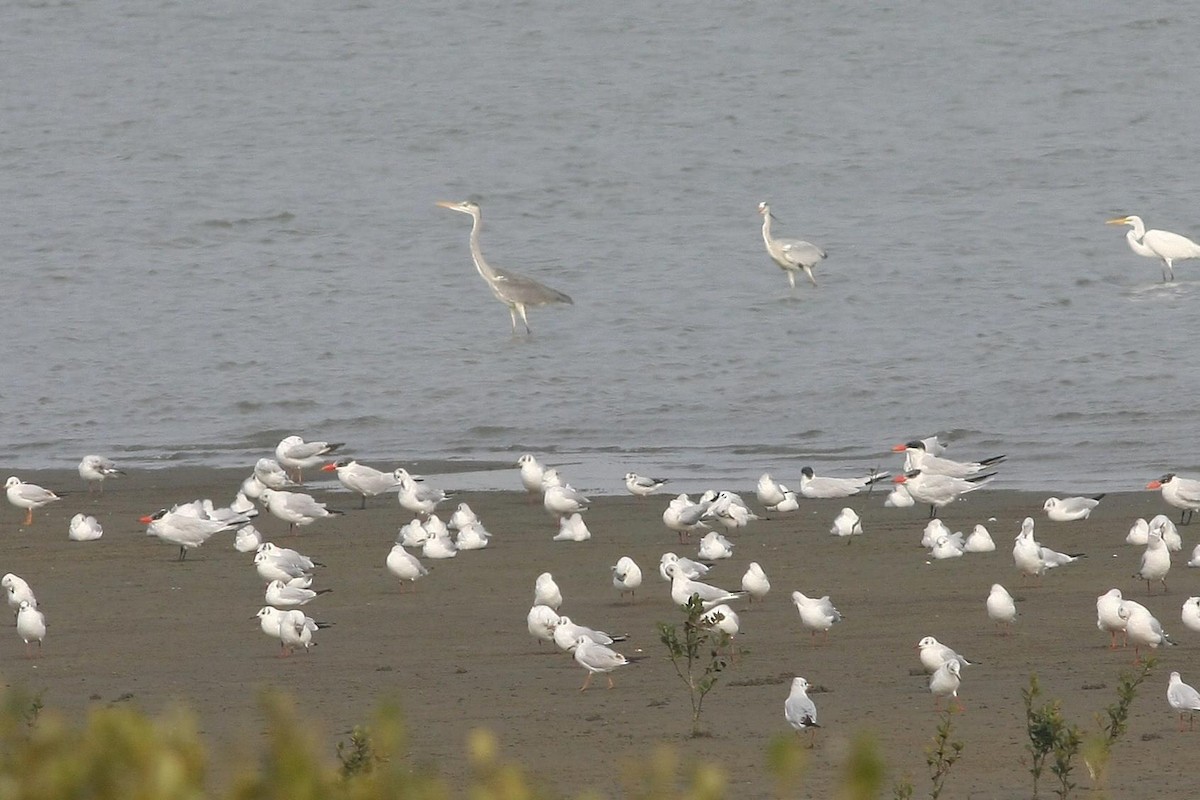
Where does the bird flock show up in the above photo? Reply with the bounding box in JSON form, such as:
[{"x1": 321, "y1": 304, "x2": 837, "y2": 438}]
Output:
[{"x1": 4, "y1": 435, "x2": 1200, "y2": 748}]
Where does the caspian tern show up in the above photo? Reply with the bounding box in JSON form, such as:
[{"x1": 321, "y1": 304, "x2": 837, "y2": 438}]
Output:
[
  {"x1": 321, "y1": 460, "x2": 400, "y2": 508},
  {"x1": 893, "y1": 470, "x2": 995, "y2": 518},
  {"x1": 1147, "y1": 473, "x2": 1200, "y2": 525},
  {"x1": 799, "y1": 466, "x2": 889, "y2": 499},
  {"x1": 892, "y1": 440, "x2": 1005, "y2": 478}
]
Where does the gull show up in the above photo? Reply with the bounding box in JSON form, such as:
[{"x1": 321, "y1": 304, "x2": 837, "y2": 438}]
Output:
[
  {"x1": 265, "y1": 579, "x2": 332, "y2": 607},
  {"x1": 253, "y1": 458, "x2": 298, "y2": 491},
  {"x1": 930, "y1": 660, "x2": 963, "y2": 711},
  {"x1": 892, "y1": 440, "x2": 1006, "y2": 478},
  {"x1": 1134, "y1": 531, "x2": 1171, "y2": 594},
  {"x1": 1147, "y1": 473, "x2": 1200, "y2": 525},
  {"x1": 274, "y1": 436, "x2": 343, "y2": 482},
  {"x1": 234, "y1": 524, "x2": 264, "y2": 553},
  {"x1": 5, "y1": 477, "x2": 62, "y2": 525},
  {"x1": 921, "y1": 519, "x2": 952, "y2": 549},
  {"x1": 884, "y1": 483, "x2": 915, "y2": 508},
  {"x1": 423, "y1": 514, "x2": 450, "y2": 539},
  {"x1": 917, "y1": 636, "x2": 975, "y2": 673},
  {"x1": 964, "y1": 524, "x2": 995, "y2": 553},
  {"x1": 1181, "y1": 597, "x2": 1200, "y2": 634},
  {"x1": 68, "y1": 513, "x2": 103, "y2": 541},
  {"x1": 1168, "y1": 672, "x2": 1200, "y2": 731},
  {"x1": 279, "y1": 608, "x2": 324, "y2": 656},
  {"x1": 1097, "y1": 589, "x2": 1129, "y2": 649},
  {"x1": 1190, "y1": 545, "x2": 1200, "y2": 568},
  {"x1": 697, "y1": 531, "x2": 734, "y2": 560},
  {"x1": 574, "y1": 636, "x2": 631, "y2": 691},
  {"x1": 741, "y1": 562, "x2": 771, "y2": 603},
  {"x1": 1013, "y1": 517, "x2": 1083, "y2": 582},
  {"x1": 1127, "y1": 518, "x2": 1150, "y2": 546},
  {"x1": 552, "y1": 616, "x2": 627, "y2": 651},
  {"x1": 454, "y1": 521, "x2": 492, "y2": 550},
  {"x1": 448, "y1": 503, "x2": 479, "y2": 531},
  {"x1": 2, "y1": 574, "x2": 36, "y2": 612},
  {"x1": 254, "y1": 550, "x2": 310, "y2": 584},
  {"x1": 78, "y1": 455, "x2": 124, "y2": 493},
  {"x1": 791, "y1": 591, "x2": 842, "y2": 642},
  {"x1": 659, "y1": 553, "x2": 710, "y2": 581},
  {"x1": 625, "y1": 472, "x2": 668, "y2": 497},
  {"x1": 769, "y1": 487, "x2": 799, "y2": 512},
  {"x1": 893, "y1": 470, "x2": 995, "y2": 518},
  {"x1": 16, "y1": 600, "x2": 46, "y2": 657},
  {"x1": 534, "y1": 573, "x2": 562, "y2": 609},
  {"x1": 986, "y1": 584, "x2": 1017, "y2": 634},
  {"x1": 611, "y1": 556, "x2": 642, "y2": 601},
  {"x1": 395, "y1": 469, "x2": 451, "y2": 516},
  {"x1": 829, "y1": 507, "x2": 863, "y2": 538},
  {"x1": 321, "y1": 460, "x2": 400, "y2": 508},
  {"x1": 701, "y1": 603, "x2": 741, "y2": 659},
  {"x1": 1106, "y1": 214, "x2": 1200, "y2": 282},
  {"x1": 784, "y1": 677, "x2": 820, "y2": 747},
  {"x1": 543, "y1": 476, "x2": 590, "y2": 519},
  {"x1": 142, "y1": 504, "x2": 253, "y2": 560},
  {"x1": 669, "y1": 565, "x2": 744, "y2": 609},
  {"x1": 1149, "y1": 515, "x2": 1183, "y2": 552},
  {"x1": 799, "y1": 467, "x2": 889, "y2": 499},
  {"x1": 553, "y1": 513, "x2": 591, "y2": 542},
  {"x1": 397, "y1": 519, "x2": 429, "y2": 547},
  {"x1": 1121, "y1": 601, "x2": 1176, "y2": 663},
  {"x1": 756, "y1": 474, "x2": 788, "y2": 508},
  {"x1": 527, "y1": 604, "x2": 562, "y2": 646},
  {"x1": 662, "y1": 494, "x2": 710, "y2": 542},
  {"x1": 1043, "y1": 494, "x2": 1105, "y2": 522},
  {"x1": 386, "y1": 544, "x2": 429, "y2": 590},
  {"x1": 931, "y1": 533, "x2": 966, "y2": 560},
  {"x1": 240, "y1": 474, "x2": 268, "y2": 500},
  {"x1": 703, "y1": 491, "x2": 761, "y2": 532},
  {"x1": 259, "y1": 488, "x2": 343, "y2": 531},
  {"x1": 421, "y1": 531, "x2": 458, "y2": 559},
  {"x1": 757, "y1": 201, "x2": 827, "y2": 290},
  {"x1": 257, "y1": 542, "x2": 323, "y2": 573},
  {"x1": 517, "y1": 454, "x2": 546, "y2": 497}
]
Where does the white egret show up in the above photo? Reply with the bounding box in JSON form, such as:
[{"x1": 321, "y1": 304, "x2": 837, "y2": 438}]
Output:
[{"x1": 1107, "y1": 215, "x2": 1200, "y2": 282}]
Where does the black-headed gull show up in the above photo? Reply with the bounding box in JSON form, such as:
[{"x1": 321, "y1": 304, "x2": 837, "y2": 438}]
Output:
[
  {"x1": 395, "y1": 469, "x2": 451, "y2": 516},
  {"x1": 5, "y1": 477, "x2": 62, "y2": 526},
  {"x1": 917, "y1": 636, "x2": 975, "y2": 673},
  {"x1": 700, "y1": 603, "x2": 740, "y2": 657},
  {"x1": 1012, "y1": 517, "x2": 1083, "y2": 582},
  {"x1": 235, "y1": 525, "x2": 264, "y2": 553},
  {"x1": 78, "y1": 455, "x2": 124, "y2": 493},
  {"x1": 448, "y1": 503, "x2": 479, "y2": 531},
  {"x1": 892, "y1": 440, "x2": 1006, "y2": 478},
  {"x1": 455, "y1": 521, "x2": 491, "y2": 550},
  {"x1": 703, "y1": 491, "x2": 760, "y2": 531},
  {"x1": 259, "y1": 488, "x2": 343, "y2": 531},
  {"x1": 534, "y1": 572, "x2": 562, "y2": 609},
  {"x1": 421, "y1": 531, "x2": 458, "y2": 559},
  {"x1": 784, "y1": 676, "x2": 820, "y2": 747},
  {"x1": 321, "y1": 460, "x2": 400, "y2": 508},
  {"x1": 1127, "y1": 518, "x2": 1150, "y2": 546},
  {"x1": 1043, "y1": 494, "x2": 1105, "y2": 522},
  {"x1": 553, "y1": 513, "x2": 591, "y2": 541},
  {"x1": 884, "y1": 483, "x2": 915, "y2": 508},
  {"x1": 1181, "y1": 597, "x2": 1200, "y2": 634},
  {"x1": 2, "y1": 574, "x2": 36, "y2": 612},
  {"x1": 552, "y1": 616, "x2": 626, "y2": 651},
  {"x1": 274, "y1": 436, "x2": 343, "y2": 482},
  {"x1": 527, "y1": 604, "x2": 561, "y2": 646},
  {"x1": 257, "y1": 542, "x2": 322, "y2": 572},
  {"x1": 894, "y1": 470, "x2": 995, "y2": 519},
  {"x1": 265, "y1": 579, "x2": 331, "y2": 607},
  {"x1": 929, "y1": 660, "x2": 962, "y2": 711},
  {"x1": 517, "y1": 454, "x2": 546, "y2": 497},
  {"x1": 799, "y1": 466, "x2": 889, "y2": 499},
  {"x1": 669, "y1": 566, "x2": 744, "y2": 609},
  {"x1": 662, "y1": 494, "x2": 710, "y2": 542},
  {"x1": 1168, "y1": 672, "x2": 1200, "y2": 731},
  {"x1": 611, "y1": 556, "x2": 642, "y2": 601},
  {"x1": 68, "y1": 513, "x2": 103, "y2": 541},
  {"x1": 1096, "y1": 589, "x2": 1128, "y2": 649},
  {"x1": 253, "y1": 458, "x2": 297, "y2": 491},
  {"x1": 624, "y1": 472, "x2": 668, "y2": 497},
  {"x1": 986, "y1": 584, "x2": 1017, "y2": 634},
  {"x1": 279, "y1": 608, "x2": 325, "y2": 656},
  {"x1": 829, "y1": 507, "x2": 863, "y2": 537},
  {"x1": 386, "y1": 544, "x2": 428, "y2": 590},
  {"x1": 930, "y1": 533, "x2": 965, "y2": 560},
  {"x1": 659, "y1": 553, "x2": 709, "y2": 581},
  {"x1": 1147, "y1": 473, "x2": 1200, "y2": 526},
  {"x1": 791, "y1": 591, "x2": 842, "y2": 642},
  {"x1": 1135, "y1": 531, "x2": 1171, "y2": 594},
  {"x1": 741, "y1": 562, "x2": 770, "y2": 603},
  {"x1": 1121, "y1": 601, "x2": 1175, "y2": 663},
  {"x1": 1149, "y1": 515, "x2": 1182, "y2": 552},
  {"x1": 574, "y1": 636, "x2": 632, "y2": 691},
  {"x1": 542, "y1": 472, "x2": 590, "y2": 519},
  {"x1": 16, "y1": 600, "x2": 45, "y2": 658},
  {"x1": 964, "y1": 524, "x2": 995, "y2": 553},
  {"x1": 697, "y1": 530, "x2": 734, "y2": 560},
  {"x1": 756, "y1": 474, "x2": 787, "y2": 508}
]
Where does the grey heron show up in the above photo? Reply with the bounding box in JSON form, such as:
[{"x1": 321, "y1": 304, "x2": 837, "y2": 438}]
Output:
[
  {"x1": 436, "y1": 200, "x2": 573, "y2": 334},
  {"x1": 757, "y1": 201, "x2": 827, "y2": 289},
  {"x1": 1107, "y1": 214, "x2": 1200, "y2": 282}
]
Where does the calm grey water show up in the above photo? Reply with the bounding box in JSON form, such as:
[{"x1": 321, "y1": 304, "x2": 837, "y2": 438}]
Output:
[{"x1": 4, "y1": 1, "x2": 1199, "y2": 493}]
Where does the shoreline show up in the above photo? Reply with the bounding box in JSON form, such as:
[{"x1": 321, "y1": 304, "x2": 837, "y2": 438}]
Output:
[{"x1": 0, "y1": 466, "x2": 1194, "y2": 797}]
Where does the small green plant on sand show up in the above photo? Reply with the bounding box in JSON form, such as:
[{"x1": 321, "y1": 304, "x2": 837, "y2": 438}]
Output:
[
  {"x1": 657, "y1": 595, "x2": 733, "y2": 737},
  {"x1": 336, "y1": 725, "x2": 378, "y2": 777},
  {"x1": 1024, "y1": 674, "x2": 1083, "y2": 799},
  {"x1": 1083, "y1": 657, "x2": 1156, "y2": 794},
  {"x1": 893, "y1": 710, "x2": 962, "y2": 799}
]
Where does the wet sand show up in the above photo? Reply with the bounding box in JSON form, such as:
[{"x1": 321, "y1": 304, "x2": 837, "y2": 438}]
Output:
[{"x1": 0, "y1": 467, "x2": 1196, "y2": 798}]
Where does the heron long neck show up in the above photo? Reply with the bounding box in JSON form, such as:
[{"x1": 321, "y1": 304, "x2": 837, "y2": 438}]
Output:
[
  {"x1": 467, "y1": 211, "x2": 502, "y2": 283},
  {"x1": 760, "y1": 212, "x2": 773, "y2": 245}
]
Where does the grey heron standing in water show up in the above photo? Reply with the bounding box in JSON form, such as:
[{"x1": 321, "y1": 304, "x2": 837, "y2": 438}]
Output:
[
  {"x1": 436, "y1": 200, "x2": 573, "y2": 334},
  {"x1": 757, "y1": 201, "x2": 827, "y2": 290}
]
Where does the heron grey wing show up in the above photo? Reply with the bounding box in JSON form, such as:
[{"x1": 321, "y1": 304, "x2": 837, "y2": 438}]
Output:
[
  {"x1": 779, "y1": 239, "x2": 827, "y2": 266},
  {"x1": 493, "y1": 269, "x2": 573, "y2": 305}
]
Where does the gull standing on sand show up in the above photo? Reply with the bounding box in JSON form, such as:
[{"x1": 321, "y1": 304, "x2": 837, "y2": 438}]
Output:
[
  {"x1": 829, "y1": 507, "x2": 863, "y2": 537},
  {"x1": 543, "y1": 471, "x2": 590, "y2": 519},
  {"x1": 662, "y1": 494, "x2": 710, "y2": 542},
  {"x1": 893, "y1": 440, "x2": 1006, "y2": 478},
  {"x1": 527, "y1": 604, "x2": 561, "y2": 646},
  {"x1": 1135, "y1": 531, "x2": 1171, "y2": 594},
  {"x1": 1181, "y1": 597, "x2": 1200, "y2": 633},
  {"x1": 1149, "y1": 515, "x2": 1182, "y2": 552},
  {"x1": 791, "y1": 592, "x2": 842, "y2": 642},
  {"x1": 987, "y1": 584, "x2": 1017, "y2": 633},
  {"x1": 611, "y1": 557, "x2": 642, "y2": 601},
  {"x1": 2, "y1": 574, "x2": 36, "y2": 612},
  {"x1": 894, "y1": 470, "x2": 995, "y2": 518},
  {"x1": 68, "y1": 513, "x2": 103, "y2": 541},
  {"x1": 669, "y1": 565, "x2": 744, "y2": 609},
  {"x1": 784, "y1": 677, "x2": 820, "y2": 746},
  {"x1": 1043, "y1": 495, "x2": 1105, "y2": 522},
  {"x1": 321, "y1": 460, "x2": 400, "y2": 508},
  {"x1": 279, "y1": 608, "x2": 323, "y2": 655},
  {"x1": 1121, "y1": 600, "x2": 1175, "y2": 662},
  {"x1": 265, "y1": 579, "x2": 331, "y2": 607},
  {"x1": 624, "y1": 473, "x2": 668, "y2": 497},
  {"x1": 1147, "y1": 473, "x2": 1200, "y2": 525},
  {"x1": 1168, "y1": 672, "x2": 1200, "y2": 731},
  {"x1": 964, "y1": 524, "x2": 995, "y2": 552},
  {"x1": 697, "y1": 531, "x2": 734, "y2": 560},
  {"x1": 254, "y1": 550, "x2": 310, "y2": 584},
  {"x1": 799, "y1": 467, "x2": 889, "y2": 499},
  {"x1": 5, "y1": 477, "x2": 62, "y2": 525},
  {"x1": 386, "y1": 544, "x2": 428, "y2": 589},
  {"x1": 534, "y1": 572, "x2": 563, "y2": 609},
  {"x1": 703, "y1": 491, "x2": 760, "y2": 532},
  {"x1": 757, "y1": 201, "x2": 827, "y2": 290},
  {"x1": 16, "y1": 600, "x2": 45, "y2": 657},
  {"x1": 274, "y1": 436, "x2": 343, "y2": 482},
  {"x1": 1097, "y1": 589, "x2": 1129, "y2": 649},
  {"x1": 574, "y1": 636, "x2": 631, "y2": 691},
  {"x1": 78, "y1": 455, "x2": 124, "y2": 492},
  {"x1": 1127, "y1": 518, "x2": 1150, "y2": 546},
  {"x1": 1013, "y1": 517, "x2": 1083, "y2": 581},
  {"x1": 757, "y1": 474, "x2": 787, "y2": 508},
  {"x1": 257, "y1": 542, "x2": 322, "y2": 573},
  {"x1": 741, "y1": 562, "x2": 770, "y2": 603},
  {"x1": 259, "y1": 488, "x2": 342, "y2": 531},
  {"x1": 917, "y1": 636, "x2": 975, "y2": 673},
  {"x1": 930, "y1": 660, "x2": 962, "y2": 711},
  {"x1": 659, "y1": 553, "x2": 710, "y2": 581},
  {"x1": 552, "y1": 616, "x2": 627, "y2": 652},
  {"x1": 701, "y1": 604, "x2": 741, "y2": 658},
  {"x1": 395, "y1": 469, "x2": 451, "y2": 516},
  {"x1": 517, "y1": 454, "x2": 546, "y2": 498}
]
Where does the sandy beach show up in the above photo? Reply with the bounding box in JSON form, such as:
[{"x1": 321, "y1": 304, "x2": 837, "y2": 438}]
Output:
[{"x1": 0, "y1": 465, "x2": 1196, "y2": 798}]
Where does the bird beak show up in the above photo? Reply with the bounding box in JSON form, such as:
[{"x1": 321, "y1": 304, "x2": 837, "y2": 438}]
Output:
[
  {"x1": 1146, "y1": 480, "x2": 1162, "y2": 490},
  {"x1": 892, "y1": 475, "x2": 907, "y2": 484},
  {"x1": 320, "y1": 463, "x2": 337, "y2": 472},
  {"x1": 1105, "y1": 216, "x2": 1130, "y2": 225},
  {"x1": 435, "y1": 201, "x2": 457, "y2": 210},
  {"x1": 891, "y1": 443, "x2": 909, "y2": 452},
  {"x1": 138, "y1": 514, "x2": 154, "y2": 524}
]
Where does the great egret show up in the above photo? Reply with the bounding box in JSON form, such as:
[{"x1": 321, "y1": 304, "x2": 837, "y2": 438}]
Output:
[
  {"x1": 757, "y1": 201, "x2": 827, "y2": 289},
  {"x1": 436, "y1": 200, "x2": 573, "y2": 334},
  {"x1": 1106, "y1": 214, "x2": 1200, "y2": 282}
]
